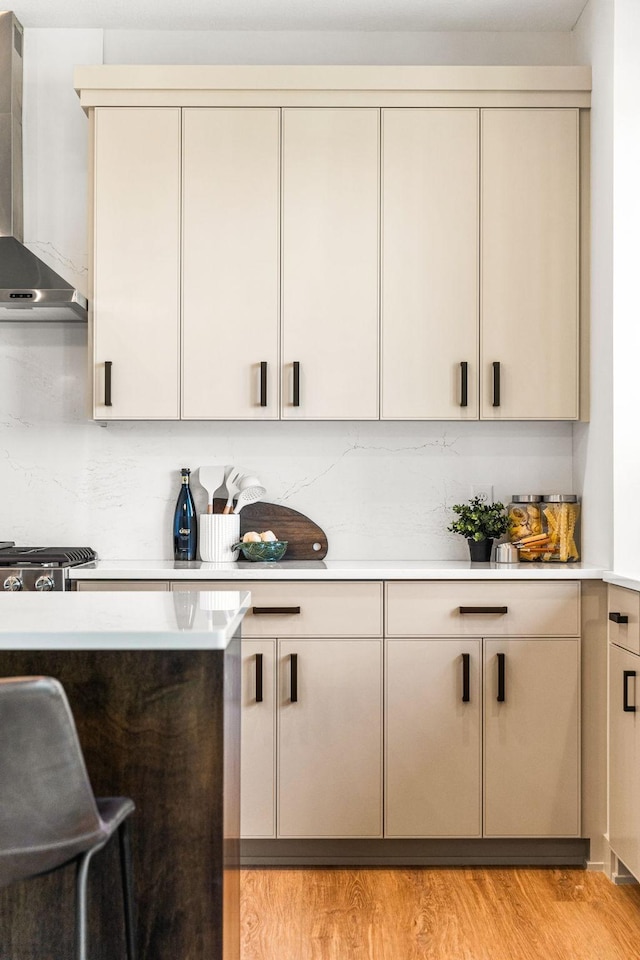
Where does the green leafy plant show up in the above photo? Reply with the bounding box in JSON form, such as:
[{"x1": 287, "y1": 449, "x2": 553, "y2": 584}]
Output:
[{"x1": 448, "y1": 495, "x2": 509, "y2": 542}]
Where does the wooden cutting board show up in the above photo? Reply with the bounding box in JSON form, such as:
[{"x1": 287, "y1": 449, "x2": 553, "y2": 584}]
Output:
[{"x1": 212, "y1": 499, "x2": 328, "y2": 560}]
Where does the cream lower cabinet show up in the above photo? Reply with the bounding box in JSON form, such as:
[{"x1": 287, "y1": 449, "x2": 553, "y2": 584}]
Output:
[
  {"x1": 386, "y1": 581, "x2": 581, "y2": 839},
  {"x1": 241, "y1": 640, "x2": 277, "y2": 838},
  {"x1": 606, "y1": 585, "x2": 640, "y2": 881},
  {"x1": 243, "y1": 637, "x2": 383, "y2": 839},
  {"x1": 609, "y1": 641, "x2": 640, "y2": 880},
  {"x1": 484, "y1": 638, "x2": 580, "y2": 837},
  {"x1": 278, "y1": 638, "x2": 382, "y2": 838},
  {"x1": 386, "y1": 639, "x2": 482, "y2": 837}
]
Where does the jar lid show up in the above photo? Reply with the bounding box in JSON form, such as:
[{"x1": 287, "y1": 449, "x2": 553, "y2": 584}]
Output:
[
  {"x1": 542, "y1": 494, "x2": 578, "y2": 502},
  {"x1": 510, "y1": 495, "x2": 543, "y2": 502}
]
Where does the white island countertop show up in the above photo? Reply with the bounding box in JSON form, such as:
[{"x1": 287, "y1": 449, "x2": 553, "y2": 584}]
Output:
[
  {"x1": 0, "y1": 590, "x2": 250, "y2": 650},
  {"x1": 69, "y1": 559, "x2": 604, "y2": 581}
]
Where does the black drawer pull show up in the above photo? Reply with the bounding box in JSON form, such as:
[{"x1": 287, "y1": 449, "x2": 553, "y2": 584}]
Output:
[
  {"x1": 252, "y1": 606, "x2": 301, "y2": 616},
  {"x1": 293, "y1": 361, "x2": 300, "y2": 407},
  {"x1": 462, "y1": 653, "x2": 470, "y2": 703},
  {"x1": 609, "y1": 612, "x2": 629, "y2": 625},
  {"x1": 104, "y1": 360, "x2": 113, "y2": 407},
  {"x1": 459, "y1": 606, "x2": 508, "y2": 615},
  {"x1": 497, "y1": 653, "x2": 506, "y2": 703},
  {"x1": 624, "y1": 670, "x2": 636, "y2": 713},
  {"x1": 460, "y1": 361, "x2": 468, "y2": 408},
  {"x1": 260, "y1": 361, "x2": 268, "y2": 407},
  {"x1": 290, "y1": 653, "x2": 298, "y2": 703},
  {"x1": 255, "y1": 653, "x2": 263, "y2": 703},
  {"x1": 492, "y1": 361, "x2": 501, "y2": 407}
]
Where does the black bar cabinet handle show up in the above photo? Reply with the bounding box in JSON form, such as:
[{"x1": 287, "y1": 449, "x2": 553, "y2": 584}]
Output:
[
  {"x1": 293, "y1": 361, "x2": 300, "y2": 407},
  {"x1": 253, "y1": 606, "x2": 301, "y2": 616},
  {"x1": 260, "y1": 361, "x2": 268, "y2": 407},
  {"x1": 460, "y1": 361, "x2": 468, "y2": 408},
  {"x1": 104, "y1": 360, "x2": 113, "y2": 407},
  {"x1": 462, "y1": 653, "x2": 470, "y2": 703},
  {"x1": 609, "y1": 612, "x2": 629, "y2": 625},
  {"x1": 459, "y1": 606, "x2": 508, "y2": 615},
  {"x1": 290, "y1": 653, "x2": 298, "y2": 703},
  {"x1": 492, "y1": 361, "x2": 501, "y2": 407},
  {"x1": 497, "y1": 653, "x2": 506, "y2": 703},
  {"x1": 624, "y1": 670, "x2": 637, "y2": 713},
  {"x1": 255, "y1": 653, "x2": 263, "y2": 703}
]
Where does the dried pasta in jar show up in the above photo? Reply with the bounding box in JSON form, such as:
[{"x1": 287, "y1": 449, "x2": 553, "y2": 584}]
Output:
[
  {"x1": 508, "y1": 496, "x2": 543, "y2": 561},
  {"x1": 540, "y1": 495, "x2": 580, "y2": 562}
]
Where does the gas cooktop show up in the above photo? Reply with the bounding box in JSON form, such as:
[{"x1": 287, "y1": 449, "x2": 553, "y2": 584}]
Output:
[{"x1": 0, "y1": 545, "x2": 98, "y2": 591}]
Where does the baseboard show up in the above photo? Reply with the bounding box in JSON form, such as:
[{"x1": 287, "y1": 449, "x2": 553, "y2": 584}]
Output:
[
  {"x1": 241, "y1": 837, "x2": 590, "y2": 868},
  {"x1": 585, "y1": 860, "x2": 606, "y2": 872}
]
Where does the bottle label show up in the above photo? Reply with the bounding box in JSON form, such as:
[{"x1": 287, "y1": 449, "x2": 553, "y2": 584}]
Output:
[{"x1": 179, "y1": 527, "x2": 190, "y2": 535}]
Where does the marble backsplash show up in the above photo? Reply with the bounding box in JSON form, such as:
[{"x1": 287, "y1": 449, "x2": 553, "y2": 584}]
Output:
[{"x1": 0, "y1": 323, "x2": 574, "y2": 560}]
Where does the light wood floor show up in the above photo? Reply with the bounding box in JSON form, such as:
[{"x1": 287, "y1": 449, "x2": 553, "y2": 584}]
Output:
[{"x1": 240, "y1": 867, "x2": 640, "y2": 960}]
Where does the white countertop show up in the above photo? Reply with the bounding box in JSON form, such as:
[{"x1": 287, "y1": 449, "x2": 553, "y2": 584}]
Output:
[
  {"x1": 0, "y1": 590, "x2": 250, "y2": 650},
  {"x1": 69, "y1": 559, "x2": 604, "y2": 581},
  {"x1": 604, "y1": 572, "x2": 640, "y2": 593}
]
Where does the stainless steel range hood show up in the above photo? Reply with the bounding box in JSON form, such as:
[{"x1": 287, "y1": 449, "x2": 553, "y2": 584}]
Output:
[{"x1": 0, "y1": 11, "x2": 87, "y2": 321}]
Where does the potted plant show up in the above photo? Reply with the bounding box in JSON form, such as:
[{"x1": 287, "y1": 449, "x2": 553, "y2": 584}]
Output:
[{"x1": 448, "y1": 495, "x2": 509, "y2": 562}]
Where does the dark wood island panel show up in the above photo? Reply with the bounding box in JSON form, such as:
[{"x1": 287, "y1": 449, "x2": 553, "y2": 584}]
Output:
[{"x1": 0, "y1": 641, "x2": 240, "y2": 960}]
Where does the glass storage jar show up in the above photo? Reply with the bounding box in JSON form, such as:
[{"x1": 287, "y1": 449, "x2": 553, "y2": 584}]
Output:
[
  {"x1": 540, "y1": 494, "x2": 581, "y2": 562},
  {"x1": 507, "y1": 495, "x2": 543, "y2": 561}
]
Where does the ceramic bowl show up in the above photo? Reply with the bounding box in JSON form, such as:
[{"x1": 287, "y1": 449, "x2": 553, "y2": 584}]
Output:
[{"x1": 234, "y1": 540, "x2": 288, "y2": 562}]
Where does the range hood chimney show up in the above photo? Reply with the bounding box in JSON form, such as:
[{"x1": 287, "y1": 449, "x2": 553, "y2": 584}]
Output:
[{"x1": 0, "y1": 11, "x2": 87, "y2": 321}]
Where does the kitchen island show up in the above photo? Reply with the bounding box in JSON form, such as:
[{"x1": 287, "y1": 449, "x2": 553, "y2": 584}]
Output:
[{"x1": 0, "y1": 589, "x2": 249, "y2": 960}]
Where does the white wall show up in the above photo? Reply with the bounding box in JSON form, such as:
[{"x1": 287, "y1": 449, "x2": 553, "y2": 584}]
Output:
[
  {"x1": 611, "y1": 0, "x2": 640, "y2": 578},
  {"x1": 572, "y1": 0, "x2": 614, "y2": 568},
  {"x1": 103, "y1": 29, "x2": 574, "y2": 65},
  {"x1": 0, "y1": 27, "x2": 578, "y2": 560}
]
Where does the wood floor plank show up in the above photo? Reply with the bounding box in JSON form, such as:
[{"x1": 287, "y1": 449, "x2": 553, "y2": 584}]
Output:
[{"x1": 240, "y1": 868, "x2": 640, "y2": 960}]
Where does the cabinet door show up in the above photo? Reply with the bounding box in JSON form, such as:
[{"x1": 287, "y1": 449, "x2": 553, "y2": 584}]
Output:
[
  {"x1": 182, "y1": 109, "x2": 280, "y2": 419},
  {"x1": 381, "y1": 109, "x2": 479, "y2": 419},
  {"x1": 484, "y1": 638, "x2": 580, "y2": 837},
  {"x1": 609, "y1": 643, "x2": 640, "y2": 880},
  {"x1": 281, "y1": 108, "x2": 379, "y2": 419},
  {"x1": 386, "y1": 639, "x2": 481, "y2": 837},
  {"x1": 278, "y1": 639, "x2": 382, "y2": 837},
  {"x1": 93, "y1": 108, "x2": 181, "y2": 419},
  {"x1": 481, "y1": 109, "x2": 579, "y2": 420},
  {"x1": 241, "y1": 640, "x2": 276, "y2": 838}
]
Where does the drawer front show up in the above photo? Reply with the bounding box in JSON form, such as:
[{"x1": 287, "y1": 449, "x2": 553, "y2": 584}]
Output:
[
  {"x1": 386, "y1": 581, "x2": 580, "y2": 637},
  {"x1": 172, "y1": 581, "x2": 383, "y2": 637},
  {"x1": 608, "y1": 585, "x2": 640, "y2": 655}
]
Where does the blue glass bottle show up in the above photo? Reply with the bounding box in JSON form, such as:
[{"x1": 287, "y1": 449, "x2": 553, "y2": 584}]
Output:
[{"x1": 173, "y1": 467, "x2": 197, "y2": 561}]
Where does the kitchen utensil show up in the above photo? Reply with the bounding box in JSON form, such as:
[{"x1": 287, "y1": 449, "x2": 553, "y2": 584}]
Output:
[
  {"x1": 200, "y1": 515, "x2": 240, "y2": 561},
  {"x1": 212, "y1": 498, "x2": 329, "y2": 560},
  {"x1": 232, "y1": 540, "x2": 288, "y2": 562},
  {"x1": 222, "y1": 466, "x2": 242, "y2": 515},
  {"x1": 495, "y1": 543, "x2": 519, "y2": 563},
  {"x1": 198, "y1": 466, "x2": 224, "y2": 515},
  {"x1": 233, "y1": 476, "x2": 266, "y2": 515}
]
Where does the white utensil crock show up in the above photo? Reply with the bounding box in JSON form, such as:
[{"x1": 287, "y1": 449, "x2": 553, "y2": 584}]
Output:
[{"x1": 199, "y1": 515, "x2": 240, "y2": 562}]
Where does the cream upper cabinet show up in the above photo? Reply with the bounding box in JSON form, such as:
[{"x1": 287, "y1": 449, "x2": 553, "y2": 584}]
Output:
[
  {"x1": 281, "y1": 108, "x2": 380, "y2": 420},
  {"x1": 381, "y1": 109, "x2": 479, "y2": 420},
  {"x1": 93, "y1": 108, "x2": 181, "y2": 420},
  {"x1": 480, "y1": 108, "x2": 579, "y2": 420},
  {"x1": 181, "y1": 109, "x2": 280, "y2": 419}
]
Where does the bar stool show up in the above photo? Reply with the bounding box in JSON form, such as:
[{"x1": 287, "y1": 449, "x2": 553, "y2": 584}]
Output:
[{"x1": 0, "y1": 676, "x2": 136, "y2": 960}]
